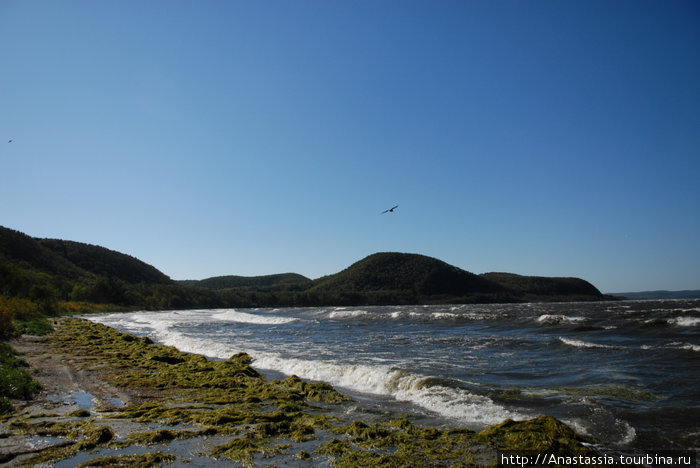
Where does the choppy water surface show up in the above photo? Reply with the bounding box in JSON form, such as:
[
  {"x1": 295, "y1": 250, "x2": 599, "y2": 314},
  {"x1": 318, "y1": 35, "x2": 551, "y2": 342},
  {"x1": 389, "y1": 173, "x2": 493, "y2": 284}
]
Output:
[{"x1": 87, "y1": 299, "x2": 699, "y2": 451}]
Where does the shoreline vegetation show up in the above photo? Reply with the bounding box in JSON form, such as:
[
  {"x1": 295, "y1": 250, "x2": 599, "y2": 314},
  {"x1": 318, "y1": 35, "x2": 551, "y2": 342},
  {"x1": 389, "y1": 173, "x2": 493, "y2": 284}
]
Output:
[{"x1": 0, "y1": 318, "x2": 599, "y2": 467}]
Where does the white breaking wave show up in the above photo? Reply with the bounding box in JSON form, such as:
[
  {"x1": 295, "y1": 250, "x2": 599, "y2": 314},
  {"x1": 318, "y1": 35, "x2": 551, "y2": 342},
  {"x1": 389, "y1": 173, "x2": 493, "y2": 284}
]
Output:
[
  {"x1": 666, "y1": 316, "x2": 700, "y2": 327},
  {"x1": 328, "y1": 309, "x2": 369, "y2": 319},
  {"x1": 88, "y1": 310, "x2": 247, "y2": 358},
  {"x1": 430, "y1": 312, "x2": 460, "y2": 320},
  {"x1": 389, "y1": 311, "x2": 472, "y2": 321},
  {"x1": 668, "y1": 341, "x2": 700, "y2": 352},
  {"x1": 537, "y1": 314, "x2": 586, "y2": 325},
  {"x1": 613, "y1": 420, "x2": 637, "y2": 445},
  {"x1": 251, "y1": 353, "x2": 520, "y2": 428},
  {"x1": 212, "y1": 309, "x2": 299, "y2": 325},
  {"x1": 559, "y1": 337, "x2": 618, "y2": 349}
]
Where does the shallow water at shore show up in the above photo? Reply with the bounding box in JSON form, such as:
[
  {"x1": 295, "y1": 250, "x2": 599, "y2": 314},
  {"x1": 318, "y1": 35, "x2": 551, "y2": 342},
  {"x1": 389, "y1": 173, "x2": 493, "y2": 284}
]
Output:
[{"x1": 87, "y1": 299, "x2": 700, "y2": 452}]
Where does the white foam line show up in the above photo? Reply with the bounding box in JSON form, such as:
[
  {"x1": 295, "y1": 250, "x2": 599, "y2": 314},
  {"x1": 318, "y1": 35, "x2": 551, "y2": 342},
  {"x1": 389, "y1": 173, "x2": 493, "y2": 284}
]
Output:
[
  {"x1": 537, "y1": 314, "x2": 586, "y2": 324},
  {"x1": 252, "y1": 352, "x2": 521, "y2": 428},
  {"x1": 213, "y1": 309, "x2": 299, "y2": 324},
  {"x1": 559, "y1": 337, "x2": 619, "y2": 349},
  {"x1": 667, "y1": 316, "x2": 700, "y2": 327}
]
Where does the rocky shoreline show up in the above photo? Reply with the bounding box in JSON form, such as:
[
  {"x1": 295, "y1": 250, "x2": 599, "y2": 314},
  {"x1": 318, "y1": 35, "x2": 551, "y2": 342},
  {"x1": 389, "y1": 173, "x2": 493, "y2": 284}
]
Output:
[{"x1": 1, "y1": 318, "x2": 597, "y2": 467}]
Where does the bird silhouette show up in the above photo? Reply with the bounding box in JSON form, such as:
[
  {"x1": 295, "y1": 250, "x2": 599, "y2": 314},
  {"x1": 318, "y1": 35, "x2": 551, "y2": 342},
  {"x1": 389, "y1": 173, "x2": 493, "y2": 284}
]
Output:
[
  {"x1": 7, "y1": 140, "x2": 12, "y2": 143},
  {"x1": 381, "y1": 205, "x2": 399, "y2": 214}
]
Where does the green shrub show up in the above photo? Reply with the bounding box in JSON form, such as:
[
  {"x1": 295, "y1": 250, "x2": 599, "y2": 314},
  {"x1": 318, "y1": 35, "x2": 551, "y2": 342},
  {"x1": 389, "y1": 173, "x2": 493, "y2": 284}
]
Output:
[
  {"x1": 13, "y1": 317, "x2": 54, "y2": 336},
  {"x1": 0, "y1": 343, "x2": 42, "y2": 413},
  {"x1": 0, "y1": 308, "x2": 12, "y2": 340}
]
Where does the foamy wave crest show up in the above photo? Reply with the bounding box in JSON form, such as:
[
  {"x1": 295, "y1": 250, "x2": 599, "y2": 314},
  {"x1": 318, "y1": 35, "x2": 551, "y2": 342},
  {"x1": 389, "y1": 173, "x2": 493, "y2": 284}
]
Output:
[
  {"x1": 430, "y1": 312, "x2": 460, "y2": 320},
  {"x1": 667, "y1": 316, "x2": 700, "y2": 327},
  {"x1": 328, "y1": 309, "x2": 369, "y2": 319},
  {"x1": 89, "y1": 311, "x2": 248, "y2": 358},
  {"x1": 391, "y1": 311, "x2": 472, "y2": 321},
  {"x1": 389, "y1": 310, "x2": 424, "y2": 319},
  {"x1": 537, "y1": 314, "x2": 586, "y2": 325},
  {"x1": 252, "y1": 353, "x2": 520, "y2": 428},
  {"x1": 669, "y1": 342, "x2": 700, "y2": 352},
  {"x1": 618, "y1": 420, "x2": 637, "y2": 445},
  {"x1": 559, "y1": 337, "x2": 617, "y2": 349},
  {"x1": 212, "y1": 309, "x2": 299, "y2": 325}
]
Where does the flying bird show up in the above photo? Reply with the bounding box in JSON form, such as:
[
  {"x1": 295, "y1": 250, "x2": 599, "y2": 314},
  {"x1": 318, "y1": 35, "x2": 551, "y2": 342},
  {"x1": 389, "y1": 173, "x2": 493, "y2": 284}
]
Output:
[
  {"x1": 7, "y1": 140, "x2": 12, "y2": 143},
  {"x1": 382, "y1": 205, "x2": 399, "y2": 214}
]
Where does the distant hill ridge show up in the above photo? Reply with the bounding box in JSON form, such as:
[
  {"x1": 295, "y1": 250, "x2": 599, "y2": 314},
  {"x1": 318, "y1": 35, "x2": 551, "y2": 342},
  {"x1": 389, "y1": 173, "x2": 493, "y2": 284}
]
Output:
[
  {"x1": 0, "y1": 227, "x2": 92, "y2": 282},
  {"x1": 39, "y1": 238, "x2": 172, "y2": 285},
  {"x1": 609, "y1": 290, "x2": 700, "y2": 300},
  {"x1": 0, "y1": 226, "x2": 172, "y2": 285},
  {"x1": 308, "y1": 252, "x2": 604, "y2": 303},
  {"x1": 180, "y1": 273, "x2": 312, "y2": 290},
  {"x1": 183, "y1": 252, "x2": 606, "y2": 303},
  {"x1": 480, "y1": 272, "x2": 602, "y2": 299},
  {"x1": 1, "y1": 225, "x2": 608, "y2": 308},
  {"x1": 311, "y1": 252, "x2": 502, "y2": 295}
]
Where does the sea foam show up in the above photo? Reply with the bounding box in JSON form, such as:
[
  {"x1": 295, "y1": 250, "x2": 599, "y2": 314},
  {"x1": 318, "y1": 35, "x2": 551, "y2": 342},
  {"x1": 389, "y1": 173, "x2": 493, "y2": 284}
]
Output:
[
  {"x1": 328, "y1": 309, "x2": 369, "y2": 319},
  {"x1": 251, "y1": 352, "x2": 520, "y2": 428},
  {"x1": 558, "y1": 337, "x2": 617, "y2": 349},
  {"x1": 666, "y1": 316, "x2": 700, "y2": 327},
  {"x1": 537, "y1": 314, "x2": 586, "y2": 325},
  {"x1": 212, "y1": 309, "x2": 299, "y2": 324}
]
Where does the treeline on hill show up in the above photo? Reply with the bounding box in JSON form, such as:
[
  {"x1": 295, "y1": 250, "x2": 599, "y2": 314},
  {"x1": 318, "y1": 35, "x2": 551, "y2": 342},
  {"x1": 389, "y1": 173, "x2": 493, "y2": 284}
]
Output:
[
  {"x1": 0, "y1": 226, "x2": 609, "y2": 338},
  {"x1": 178, "y1": 254, "x2": 609, "y2": 306}
]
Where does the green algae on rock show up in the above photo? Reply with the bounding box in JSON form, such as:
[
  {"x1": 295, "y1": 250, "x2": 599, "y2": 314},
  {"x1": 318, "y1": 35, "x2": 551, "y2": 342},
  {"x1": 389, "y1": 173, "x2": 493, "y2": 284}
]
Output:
[
  {"x1": 478, "y1": 416, "x2": 595, "y2": 456},
  {"x1": 318, "y1": 419, "x2": 487, "y2": 467},
  {"x1": 210, "y1": 433, "x2": 288, "y2": 466},
  {"x1": 76, "y1": 451, "x2": 176, "y2": 467}
]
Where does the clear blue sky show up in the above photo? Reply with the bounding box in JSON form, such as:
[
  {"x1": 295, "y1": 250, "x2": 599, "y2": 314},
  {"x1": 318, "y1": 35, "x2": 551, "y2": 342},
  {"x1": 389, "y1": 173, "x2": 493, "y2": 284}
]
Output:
[{"x1": 1, "y1": 1, "x2": 699, "y2": 293}]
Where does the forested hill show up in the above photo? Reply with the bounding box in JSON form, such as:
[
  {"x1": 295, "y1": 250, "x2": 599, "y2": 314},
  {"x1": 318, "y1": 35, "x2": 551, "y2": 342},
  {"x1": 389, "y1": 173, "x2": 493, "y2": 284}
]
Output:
[
  {"x1": 310, "y1": 252, "x2": 605, "y2": 304},
  {"x1": 608, "y1": 290, "x2": 700, "y2": 300},
  {"x1": 1, "y1": 226, "x2": 608, "y2": 312},
  {"x1": 311, "y1": 252, "x2": 506, "y2": 304},
  {"x1": 179, "y1": 273, "x2": 312, "y2": 290},
  {"x1": 39, "y1": 238, "x2": 172, "y2": 285},
  {"x1": 1, "y1": 227, "x2": 92, "y2": 284},
  {"x1": 480, "y1": 272, "x2": 604, "y2": 302},
  {"x1": 0, "y1": 226, "x2": 181, "y2": 307}
]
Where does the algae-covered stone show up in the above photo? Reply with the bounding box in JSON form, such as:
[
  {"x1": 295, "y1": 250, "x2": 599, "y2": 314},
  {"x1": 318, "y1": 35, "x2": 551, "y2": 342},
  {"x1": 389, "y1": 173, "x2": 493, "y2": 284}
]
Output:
[
  {"x1": 343, "y1": 421, "x2": 391, "y2": 444},
  {"x1": 305, "y1": 381, "x2": 351, "y2": 404},
  {"x1": 211, "y1": 433, "x2": 285, "y2": 466},
  {"x1": 479, "y1": 416, "x2": 594, "y2": 456},
  {"x1": 275, "y1": 374, "x2": 350, "y2": 404},
  {"x1": 76, "y1": 451, "x2": 176, "y2": 467},
  {"x1": 77, "y1": 425, "x2": 114, "y2": 450},
  {"x1": 316, "y1": 438, "x2": 353, "y2": 457}
]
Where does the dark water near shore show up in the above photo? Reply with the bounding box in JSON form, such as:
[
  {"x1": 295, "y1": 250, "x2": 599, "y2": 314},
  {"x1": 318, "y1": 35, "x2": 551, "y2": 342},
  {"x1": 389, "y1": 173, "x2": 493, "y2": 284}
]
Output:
[{"x1": 87, "y1": 299, "x2": 699, "y2": 452}]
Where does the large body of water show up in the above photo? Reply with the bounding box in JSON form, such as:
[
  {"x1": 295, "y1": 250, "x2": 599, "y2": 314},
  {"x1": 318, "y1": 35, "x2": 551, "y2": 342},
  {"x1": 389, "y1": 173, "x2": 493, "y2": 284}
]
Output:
[{"x1": 87, "y1": 299, "x2": 699, "y2": 453}]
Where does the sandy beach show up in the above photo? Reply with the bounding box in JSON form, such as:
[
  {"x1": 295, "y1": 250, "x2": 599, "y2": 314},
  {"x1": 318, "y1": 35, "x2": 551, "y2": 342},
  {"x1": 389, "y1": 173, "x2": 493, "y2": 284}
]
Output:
[{"x1": 0, "y1": 318, "x2": 596, "y2": 467}]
